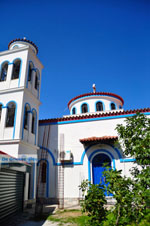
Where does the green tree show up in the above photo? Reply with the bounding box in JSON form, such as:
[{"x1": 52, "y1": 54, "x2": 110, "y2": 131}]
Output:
[
  {"x1": 81, "y1": 182, "x2": 107, "y2": 226},
  {"x1": 103, "y1": 113, "x2": 150, "y2": 225},
  {"x1": 80, "y1": 113, "x2": 150, "y2": 226}
]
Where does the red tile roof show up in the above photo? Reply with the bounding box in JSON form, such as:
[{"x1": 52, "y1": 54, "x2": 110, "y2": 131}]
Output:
[
  {"x1": 8, "y1": 38, "x2": 38, "y2": 54},
  {"x1": 80, "y1": 136, "x2": 118, "y2": 144},
  {"x1": 68, "y1": 92, "x2": 124, "y2": 108},
  {"x1": 39, "y1": 107, "x2": 150, "y2": 124}
]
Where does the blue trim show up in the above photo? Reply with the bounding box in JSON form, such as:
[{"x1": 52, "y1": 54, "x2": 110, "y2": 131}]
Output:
[
  {"x1": 37, "y1": 159, "x2": 49, "y2": 198},
  {"x1": 108, "y1": 144, "x2": 122, "y2": 159},
  {"x1": 39, "y1": 143, "x2": 122, "y2": 166},
  {"x1": 70, "y1": 94, "x2": 123, "y2": 106},
  {"x1": 40, "y1": 112, "x2": 150, "y2": 126},
  {"x1": 2, "y1": 106, "x2": 8, "y2": 109},
  {"x1": 32, "y1": 108, "x2": 37, "y2": 145},
  {"x1": 26, "y1": 61, "x2": 34, "y2": 88},
  {"x1": 71, "y1": 107, "x2": 77, "y2": 115},
  {"x1": 6, "y1": 100, "x2": 17, "y2": 139},
  {"x1": 88, "y1": 149, "x2": 115, "y2": 182},
  {"x1": 32, "y1": 162, "x2": 35, "y2": 199},
  {"x1": 81, "y1": 143, "x2": 122, "y2": 164},
  {"x1": 12, "y1": 45, "x2": 19, "y2": 49},
  {"x1": 80, "y1": 102, "x2": 90, "y2": 113},
  {"x1": 8, "y1": 62, "x2": 14, "y2": 65},
  {"x1": 110, "y1": 102, "x2": 117, "y2": 110},
  {"x1": 22, "y1": 103, "x2": 31, "y2": 140},
  {"x1": 39, "y1": 146, "x2": 56, "y2": 165},
  {"x1": 95, "y1": 100, "x2": 105, "y2": 112},
  {"x1": 120, "y1": 158, "x2": 136, "y2": 162}
]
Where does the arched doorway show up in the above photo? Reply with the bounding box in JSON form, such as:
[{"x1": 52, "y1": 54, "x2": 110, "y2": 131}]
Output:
[{"x1": 92, "y1": 153, "x2": 111, "y2": 186}]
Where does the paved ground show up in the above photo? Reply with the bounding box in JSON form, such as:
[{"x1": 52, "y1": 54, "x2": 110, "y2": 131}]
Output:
[
  {"x1": 2, "y1": 205, "x2": 61, "y2": 226},
  {"x1": 18, "y1": 220, "x2": 60, "y2": 226}
]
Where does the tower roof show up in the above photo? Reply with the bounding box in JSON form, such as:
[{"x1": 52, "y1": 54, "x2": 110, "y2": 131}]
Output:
[{"x1": 8, "y1": 38, "x2": 38, "y2": 54}]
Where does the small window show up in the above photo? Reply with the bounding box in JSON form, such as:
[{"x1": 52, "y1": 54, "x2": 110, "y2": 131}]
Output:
[
  {"x1": 31, "y1": 110, "x2": 36, "y2": 134},
  {"x1": 96, "y1": 102, "x2": 103, "y2": 111},
  {"x1": 41, "y1": 162, "x2": 47, "y2": 183},
  {"x1": 6, "y1": 102, "x2": 16, "y2": 127},
  {"x1": 34, "y1": 71, "x2": 39, "y2": 90},
  {"x1": 0, "y1": 104, "x2": 2, "y2": 121},
  {"x1": 111, "y1": 103, "x2": 116, "y2": 110},
  {"x1": 28, "y1": 62, "x2": 33, "y2": 82},
  {"x1": 72, "y1": 107, "x2": 76, "y2": 115},
  {"x1": 24, "y1": 105, "x2": 30, "y2": 130},
  {"x1": 12, "y1": 59, "x2": 21, "y2": 80},
  {"x1": 119, "y1": 105, "x2": 122, "y2": 109},
  {"x1": 81, "y1": 103, "x2": 88, "y2": 113},
  {"x1": 0, "y1": 62, "x2": 8, "y2": 82}
]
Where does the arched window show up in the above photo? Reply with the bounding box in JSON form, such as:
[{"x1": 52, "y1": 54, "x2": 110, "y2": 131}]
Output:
[
  {"x1": 24, "y1": 105, "x2": 30, "y2": 130},
  {"x1": 72, "y1": 107, "x2": 76, "y2": 115},
  {"x1": 111, "y1": 103, "x2": 116, "y2": 110},
  {"x1": 41, "y1": 161, "x2": 47, "y2": 183},
  {"x1": 119, "y1": 105, "x2": 122, "y2": 109},
  {"x1": 0, "y1": 104, "x2": 2, "y2": 121},
  {"x1": 0, "y1": 62, "x2": 8, "y2": 82},
  {"x1": 81, "y1": 103, "x2": 88, "y2": 113},
  {"x1": 34, "y1": 70, "x2": 39, "y2": 90},
  {"x1": 6, "y1": 102, "x2": 16, "y2": 127},
  {"x1": 28, "y1": 62, "x2": 33, "y2": 82},
  {"x1": 96, "y1": 102, "x2": 103, "y2": 111},
  {"x1": 31, "y1": 110, "x2": 36, "y2": 134},
  {"x1": 12, "y1": 59, "x2": 21, "y2": 80}
]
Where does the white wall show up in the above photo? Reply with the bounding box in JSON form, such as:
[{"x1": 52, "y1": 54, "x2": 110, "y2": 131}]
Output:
[{"x1": 38, "y1": 115, "x2": 135, "y2": 200}]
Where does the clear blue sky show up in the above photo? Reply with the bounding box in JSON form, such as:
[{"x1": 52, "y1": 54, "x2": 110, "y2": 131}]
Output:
[{"x1": 0, "y1": 0, "x2": 150, "y2": 119}]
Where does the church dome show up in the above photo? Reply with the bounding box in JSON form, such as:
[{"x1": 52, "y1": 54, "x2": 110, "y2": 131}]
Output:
[{"x1": 68, "y1": 85, "x2": 124, "y2": 115}]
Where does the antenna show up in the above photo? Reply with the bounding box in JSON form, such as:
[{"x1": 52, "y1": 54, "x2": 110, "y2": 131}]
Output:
[{"x1": 92, "y1": 84, "x2": 96, "y2": 93}]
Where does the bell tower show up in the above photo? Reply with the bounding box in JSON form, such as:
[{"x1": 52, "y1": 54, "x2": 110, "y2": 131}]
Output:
[{"x1": 0, "y1": 38, "x2": 43, "y2": 199}]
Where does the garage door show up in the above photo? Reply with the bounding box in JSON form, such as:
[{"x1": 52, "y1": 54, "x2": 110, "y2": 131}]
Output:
[{"x1": 0, "y1": 168, "x2": 25, "y2": 223}]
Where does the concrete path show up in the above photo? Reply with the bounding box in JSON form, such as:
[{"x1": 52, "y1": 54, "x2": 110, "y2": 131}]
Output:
[{"x1": 18, "y1": 220, "x2": 60, "y2": 226}]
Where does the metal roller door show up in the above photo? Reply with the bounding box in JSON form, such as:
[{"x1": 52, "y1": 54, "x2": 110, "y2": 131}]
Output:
[{"x1": 0, "y1": 168, "x2": 25, "y2": 223}]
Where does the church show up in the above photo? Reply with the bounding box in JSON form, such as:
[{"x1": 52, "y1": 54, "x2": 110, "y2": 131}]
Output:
[{"x1": 0, "y1": 39, "x2": 149, "y2": 220}]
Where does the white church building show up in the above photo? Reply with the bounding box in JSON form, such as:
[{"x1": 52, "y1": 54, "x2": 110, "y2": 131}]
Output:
[{"x1": 0, "y1": 39, "x2": 150, "y2": 218}]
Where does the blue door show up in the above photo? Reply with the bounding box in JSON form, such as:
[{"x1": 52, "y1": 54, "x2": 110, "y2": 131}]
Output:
[{"x1": 92, "y1": 153, "x2": 111, "y2": 195}]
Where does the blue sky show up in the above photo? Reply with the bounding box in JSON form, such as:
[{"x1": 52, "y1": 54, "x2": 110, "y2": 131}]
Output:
[{"x1": 0, "y1": 0, "x2": 150, "y2": 119}]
